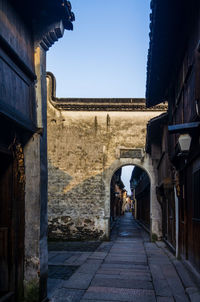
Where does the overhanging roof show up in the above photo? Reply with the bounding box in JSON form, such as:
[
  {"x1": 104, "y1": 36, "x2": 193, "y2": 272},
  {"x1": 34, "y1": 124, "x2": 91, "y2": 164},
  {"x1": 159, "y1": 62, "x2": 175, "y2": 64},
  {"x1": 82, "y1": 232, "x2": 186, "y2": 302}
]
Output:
[
  {"x1": 146, "y1": 0, "x2": 198, "y2": 107},
  {"x1": 10, "y1": 0, "x2": 75, "y2": 34},
  {"x1": 146, "y1": 113, "x2": 168, "y2": 153}
]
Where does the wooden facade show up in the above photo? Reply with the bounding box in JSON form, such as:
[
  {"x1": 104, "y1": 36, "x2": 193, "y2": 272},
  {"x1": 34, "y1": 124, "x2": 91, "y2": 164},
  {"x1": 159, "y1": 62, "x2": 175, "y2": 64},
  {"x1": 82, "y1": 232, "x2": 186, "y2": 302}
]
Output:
[
  {"x1": 130, "y1": 167, "x2": 150, "y2": 229},
  {"x1": 0, "y1": 121, "x2": 26, "y2": 302},
  {"x1": 110, "y1": 168, "x2": 125, "y2": 224},
  {"x1": 146, "y1": 114, "x2": 176, "y2": 249},
  {"x1": 0, "y1": 1, "x2": 36, "y2": 300},
  {"x1": 0, "y1": 1, "x2": 74, "y2": 301},
  {"x1": 146, "y1": 0, "x2": 200, "y2": 273}
]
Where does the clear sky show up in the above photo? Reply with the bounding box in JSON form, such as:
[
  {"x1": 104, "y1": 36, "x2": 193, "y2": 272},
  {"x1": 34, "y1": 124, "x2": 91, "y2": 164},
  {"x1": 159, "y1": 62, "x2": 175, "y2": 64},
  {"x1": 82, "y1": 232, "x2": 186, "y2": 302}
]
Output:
[
  {"x1": 121, "y1": 165, "x2": 135, "y2": 195},
  {"x1": 47, "y1": 0, "x2": 150, "y2": 98}
]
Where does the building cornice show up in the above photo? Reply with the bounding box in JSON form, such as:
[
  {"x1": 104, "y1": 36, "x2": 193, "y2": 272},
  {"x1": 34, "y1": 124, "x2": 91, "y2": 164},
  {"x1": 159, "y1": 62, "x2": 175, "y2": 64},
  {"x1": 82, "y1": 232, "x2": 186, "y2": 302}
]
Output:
[
  {"x1": 47, "y1": 72, "x2": 167, "y2": 112},
  {"x1": 35, "y1": 0, "x2": 75, "y2": 51},
  {"x1": 50, "y1": 98, "x2": 167, "y2": 112}
]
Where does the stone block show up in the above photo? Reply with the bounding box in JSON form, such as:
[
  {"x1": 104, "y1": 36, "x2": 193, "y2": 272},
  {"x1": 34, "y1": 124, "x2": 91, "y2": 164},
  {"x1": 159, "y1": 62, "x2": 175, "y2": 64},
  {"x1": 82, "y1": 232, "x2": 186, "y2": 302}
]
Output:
[
  {"x1": 152, "y1": 278, "x2": 172, "y2": 297},
  {"x1": 82, "y1": 286, "x2": 156, "y2": 302},
  {"x1": 62, "y1": 273, "x2": 94, "y2": 290},
  {"x1": 50, "y1": 288, "x2": 85, "y2": 302},
  {"x1": 157, "y1": 298, "x2": 174, "y2": 302},
  {"x1": 48, "y1": 278, "x2": 63, "y2": 297},
  {"x1": 186, "y1": 287, "x2": 200, "y2": 302},
  {"x1": 91, "y1": 277, "x2": 153, "y2": 290},
  {"x1": 172, "y1": 260, "x2": 196, "y2": 288}
]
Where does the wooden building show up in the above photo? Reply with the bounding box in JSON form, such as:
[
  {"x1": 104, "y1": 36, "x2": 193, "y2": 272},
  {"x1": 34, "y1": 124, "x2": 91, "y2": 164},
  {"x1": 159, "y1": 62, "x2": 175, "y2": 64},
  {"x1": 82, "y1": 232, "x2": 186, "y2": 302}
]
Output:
[
  {"x1": 110, "y1": 168, "x2": 125, "y2": 224},
  {"x1": 146, "y1": 113, "x2": 176, "y2": 249},
  {"x1": 0, "y1": 1, "x2": 74, "y2": 301},
  {"x1": 130, "y1": 167, "x2": 150, "y2": 229},
  {"x1": 146, "y1": 0, "x2": 200, "y2": 273}
]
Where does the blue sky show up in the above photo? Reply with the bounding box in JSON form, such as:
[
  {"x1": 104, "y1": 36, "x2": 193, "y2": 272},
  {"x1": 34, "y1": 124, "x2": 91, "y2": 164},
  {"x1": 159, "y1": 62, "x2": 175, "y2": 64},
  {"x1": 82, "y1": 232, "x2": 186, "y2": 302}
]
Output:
[
  {"x1": 121, "y1": 165, "x2": 134, "y2": 195},
  {"x1": 47, "y1": 0, "x2": 150, "y2": 98}
]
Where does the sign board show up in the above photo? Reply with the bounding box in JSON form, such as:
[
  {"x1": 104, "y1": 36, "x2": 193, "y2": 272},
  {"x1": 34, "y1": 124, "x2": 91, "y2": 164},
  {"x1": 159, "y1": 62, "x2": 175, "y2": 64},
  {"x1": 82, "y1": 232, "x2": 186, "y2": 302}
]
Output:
[{"x1": 120, "y1": 149, "x2": 143, "y2": 159}]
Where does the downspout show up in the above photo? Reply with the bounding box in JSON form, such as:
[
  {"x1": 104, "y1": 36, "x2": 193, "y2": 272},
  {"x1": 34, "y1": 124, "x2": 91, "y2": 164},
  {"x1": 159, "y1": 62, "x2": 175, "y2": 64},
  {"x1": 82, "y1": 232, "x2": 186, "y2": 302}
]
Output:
[{"x1": 174, "y1": 186, "x2": 179, "y2": 258}]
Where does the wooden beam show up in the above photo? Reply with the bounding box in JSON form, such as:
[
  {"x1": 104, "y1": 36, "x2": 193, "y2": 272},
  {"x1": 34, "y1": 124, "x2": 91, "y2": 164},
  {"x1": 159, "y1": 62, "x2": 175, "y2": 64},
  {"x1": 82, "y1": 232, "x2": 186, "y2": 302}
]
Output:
[
  {"x1": 168, "y1": 122, "x2": 200, "y2": 134},
  {"x1": 0, "y1": 35, "x2": 36, "y2": 81},
  {"x1": 0, "y1": 101, "x2": 36, "y2": 133}
]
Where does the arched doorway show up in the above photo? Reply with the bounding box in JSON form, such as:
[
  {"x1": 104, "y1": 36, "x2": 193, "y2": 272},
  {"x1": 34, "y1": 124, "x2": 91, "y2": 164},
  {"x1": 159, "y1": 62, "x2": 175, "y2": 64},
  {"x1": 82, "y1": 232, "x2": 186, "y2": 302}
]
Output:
[
  {"x1": 103, "y1": 155, "x2": 162, "y2": 240},
  {"x1": 110, "y1": 165, "x2": 150, "y2": 231}
]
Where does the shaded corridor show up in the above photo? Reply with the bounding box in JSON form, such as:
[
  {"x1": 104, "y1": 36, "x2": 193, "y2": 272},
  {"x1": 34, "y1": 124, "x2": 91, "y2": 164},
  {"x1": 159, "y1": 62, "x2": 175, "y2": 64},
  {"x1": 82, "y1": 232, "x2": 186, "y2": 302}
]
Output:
[{"x1": 49, "y1": 213, "x2": 199, "y2": 302}]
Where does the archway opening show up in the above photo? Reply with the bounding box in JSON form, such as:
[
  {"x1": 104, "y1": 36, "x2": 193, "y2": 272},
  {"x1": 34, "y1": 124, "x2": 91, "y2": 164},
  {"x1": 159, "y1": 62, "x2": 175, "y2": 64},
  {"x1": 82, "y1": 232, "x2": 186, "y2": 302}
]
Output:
[{"x1": 110, "y1": 165, "x2": 150, "y2": 233}]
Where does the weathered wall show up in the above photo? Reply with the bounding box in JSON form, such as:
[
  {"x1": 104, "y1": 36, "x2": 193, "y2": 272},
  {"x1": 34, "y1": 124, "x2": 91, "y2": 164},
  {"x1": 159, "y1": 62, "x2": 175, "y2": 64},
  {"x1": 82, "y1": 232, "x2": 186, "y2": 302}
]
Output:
[
  {"x1": 24, "y1": 46, "x2": 48, "y2": 302},
  {"x1": 47, "y1": 75, "x2": 165, "y2": 240}
]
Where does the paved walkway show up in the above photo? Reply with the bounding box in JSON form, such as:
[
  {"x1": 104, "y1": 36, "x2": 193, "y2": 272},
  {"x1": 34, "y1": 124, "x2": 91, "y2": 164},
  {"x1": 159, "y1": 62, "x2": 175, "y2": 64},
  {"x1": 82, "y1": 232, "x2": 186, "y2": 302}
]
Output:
[{"x1": 48, "y1": 213, "x2": 200, "y2": 302}]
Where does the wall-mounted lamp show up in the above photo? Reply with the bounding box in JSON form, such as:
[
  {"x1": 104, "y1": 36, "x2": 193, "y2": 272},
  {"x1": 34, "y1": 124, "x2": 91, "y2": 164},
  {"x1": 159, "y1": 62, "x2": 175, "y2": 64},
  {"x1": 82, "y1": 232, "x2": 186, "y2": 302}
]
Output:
[{"x1": 178, "y1": 133, "x2": 192, "y2": 152}]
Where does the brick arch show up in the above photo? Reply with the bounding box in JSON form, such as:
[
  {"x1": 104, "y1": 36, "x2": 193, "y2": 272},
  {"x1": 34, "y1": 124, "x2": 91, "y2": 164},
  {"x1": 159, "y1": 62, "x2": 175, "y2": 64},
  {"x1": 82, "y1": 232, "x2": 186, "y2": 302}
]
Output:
[{"x1": 103, "y1": 155, "x2": 162, "y2": 240}]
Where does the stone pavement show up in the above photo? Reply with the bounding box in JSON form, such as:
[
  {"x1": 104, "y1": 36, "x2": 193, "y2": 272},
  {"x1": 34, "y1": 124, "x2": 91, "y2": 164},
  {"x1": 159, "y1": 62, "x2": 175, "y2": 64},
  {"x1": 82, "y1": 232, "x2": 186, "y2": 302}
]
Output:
[{"x1": 48, "y1": 213, "x2": 200, "y2": 302}]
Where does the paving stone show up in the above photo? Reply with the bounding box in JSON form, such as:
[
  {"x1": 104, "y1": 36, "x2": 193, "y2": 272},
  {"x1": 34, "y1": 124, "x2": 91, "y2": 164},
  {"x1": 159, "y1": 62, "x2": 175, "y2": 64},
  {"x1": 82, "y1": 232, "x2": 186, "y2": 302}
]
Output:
[
  {"x1": 144, "y1": 242, "x2": 158, "y2": 249},
  {"x1": 96, "y1": 242, "x2": 113, "y2": 252},
  {"x1": 62, "y1": 273, "x2": 94, "y2": 289},
  {"x1": 156, "y1": 241, "x2": 167, "y2": 248},
  {"x1": 152, "y1": 277, "x2": 172, "y2": 296},
  {"x1": 161, "y1": 264, "x2": 187, "y2": 296},
  {"x1": 157, "y1": 297, "x2": 174, "y2": 302},
  {"x1": 48, "y1": 278, "x2": 63, "y2": 296},
  {"x1": 48, "y1": 265, "x2": 79, "y2": 280},
  {"x1": 97, "y1": 268, "x2": 150, "y2": 276},
  {"x1": 95, "y1": 273, "x2": 152, "y2": 281},
  {"x1": 80, "y1": 300, "x2": 124, "y2": 302},
  {"x1": 48, "y1": 252, "x2": 59, "y2": 261},
  {"x1": 49, "y1": 241, "x2": 101, "y2": 252},
  {"x1": 50, "y1": 288, "x2": 85, "y2": 302},
  {"x1": 186, "y1": 291, "x2": 200, "y2": 302},
  {"x1": 88, "y1": 252, "x2": 107, "y2": 260},
  {"x1": 48, "y1": 213, "x2": 198, "y2": 302},
  {"x1": 104, "y1": 260, "x2": 147, "y2": 266},
  {"x1": 49, "y1": 253, "x2": 74, "y2": 263},
  {"x1": 173, "y1": 293, "x2": 190, "y2": 302},
  {"x1": 149, "y1": 258, "x2": 170, "y2": 265},
  {"x1": 66, "y1": 253, "x2": 91, "y2": 265},
  {"x1": 76, "y1": 261, "x2": 101, "y2": 273},
  {"x1": 105, "y1": 256, "x2": 147, "y2": 262},
  {"x1": 149, "y1": 263, "x2": 166, "y2": 280},
  {"x1": 110, "y1": 251, "x2": 143, "y2": 255},
  {"x1": 82, "y1": 286, "x2": 156, "y2": 302},
  {"x1": 62, "y1": 254, "x2": 81, "y2": 264},
  {"x1": 101, "y1": 263, "x2": 149, "y2": 270},
  {"x1": 172, "y1": 260, "x2": 196, "y2": 288},
  {"x1": 91, "y1": 277, "x2": 153, "y2": 289}
]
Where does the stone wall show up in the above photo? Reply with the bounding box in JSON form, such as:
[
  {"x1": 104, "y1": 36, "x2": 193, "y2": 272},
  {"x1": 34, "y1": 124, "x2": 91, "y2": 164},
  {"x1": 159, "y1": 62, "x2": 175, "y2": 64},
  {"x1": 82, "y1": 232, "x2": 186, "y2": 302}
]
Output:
[{"x1": 47, "y1": 74, "x2": 165, "y2": 240}]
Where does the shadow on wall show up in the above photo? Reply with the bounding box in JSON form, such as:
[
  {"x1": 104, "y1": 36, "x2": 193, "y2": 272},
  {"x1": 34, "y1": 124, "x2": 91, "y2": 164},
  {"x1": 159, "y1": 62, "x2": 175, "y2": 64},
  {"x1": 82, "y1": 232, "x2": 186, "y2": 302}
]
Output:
[{"x1": 48, "y1": 160, "x2": 106, "y2": 241}]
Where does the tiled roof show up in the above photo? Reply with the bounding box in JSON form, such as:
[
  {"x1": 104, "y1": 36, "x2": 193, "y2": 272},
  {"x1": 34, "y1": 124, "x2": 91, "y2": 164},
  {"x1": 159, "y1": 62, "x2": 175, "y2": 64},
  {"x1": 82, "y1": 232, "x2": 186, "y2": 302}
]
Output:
[
  {"x1": 47, "y1": 72, "x2": 167, "y2": 112},
  {"x1": 145, "y1": 0, "x2": 197, "y2": 107}
]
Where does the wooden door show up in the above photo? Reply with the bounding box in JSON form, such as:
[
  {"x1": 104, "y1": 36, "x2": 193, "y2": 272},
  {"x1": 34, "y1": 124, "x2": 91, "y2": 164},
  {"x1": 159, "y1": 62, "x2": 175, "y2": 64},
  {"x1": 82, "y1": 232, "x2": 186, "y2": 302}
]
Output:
[
  {"x1": 0, "y1": 144, "x2": 25, "y2": 302},
  {"x1": 0, "y1": 150, "x2": 14, "y2": 301},
  {"x1": 187, "y1": 158, "x2": 200, "y2": 272}
]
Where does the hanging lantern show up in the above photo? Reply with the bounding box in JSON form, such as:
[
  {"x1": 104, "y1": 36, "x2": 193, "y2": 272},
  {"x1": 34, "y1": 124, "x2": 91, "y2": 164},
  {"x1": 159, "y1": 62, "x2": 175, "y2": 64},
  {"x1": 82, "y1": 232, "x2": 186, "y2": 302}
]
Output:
[{"x1": 178, "y1": 134, "x2": 192, "y2": 152}]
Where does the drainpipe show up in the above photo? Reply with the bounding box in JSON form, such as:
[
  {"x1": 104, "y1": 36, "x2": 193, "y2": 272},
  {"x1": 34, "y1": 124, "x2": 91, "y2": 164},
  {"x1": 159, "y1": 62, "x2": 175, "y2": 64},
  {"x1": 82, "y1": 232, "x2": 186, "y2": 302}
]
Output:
[{"x1": 174, "y1": 186, "x2": 179, "y2": 258}]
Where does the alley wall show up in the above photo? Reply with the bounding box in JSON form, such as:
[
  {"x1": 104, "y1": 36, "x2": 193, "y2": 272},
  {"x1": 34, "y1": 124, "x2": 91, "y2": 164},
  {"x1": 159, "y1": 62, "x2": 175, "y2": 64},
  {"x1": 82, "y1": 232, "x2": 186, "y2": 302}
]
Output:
[{"x1": 47, "y1": 75, "x2": 165, "y2": 240}]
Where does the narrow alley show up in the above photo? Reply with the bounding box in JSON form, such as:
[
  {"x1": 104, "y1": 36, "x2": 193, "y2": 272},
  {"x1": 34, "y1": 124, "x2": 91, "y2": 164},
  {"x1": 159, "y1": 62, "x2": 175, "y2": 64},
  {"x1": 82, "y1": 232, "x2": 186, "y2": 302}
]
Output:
[
  {"x1": 48, "y1": 213, "x2": 200, "y2": 302},
  {"x1": 1, "y1": 2, "x2": 200, "y2": 302}
]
